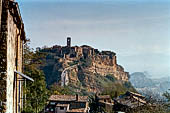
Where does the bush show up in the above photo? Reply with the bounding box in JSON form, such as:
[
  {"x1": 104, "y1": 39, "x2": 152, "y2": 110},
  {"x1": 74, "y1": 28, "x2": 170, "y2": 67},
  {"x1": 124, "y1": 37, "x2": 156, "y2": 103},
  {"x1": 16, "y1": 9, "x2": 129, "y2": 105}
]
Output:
[{"x1": 106, "y1": 74, "x2": 116, "y2": 82}]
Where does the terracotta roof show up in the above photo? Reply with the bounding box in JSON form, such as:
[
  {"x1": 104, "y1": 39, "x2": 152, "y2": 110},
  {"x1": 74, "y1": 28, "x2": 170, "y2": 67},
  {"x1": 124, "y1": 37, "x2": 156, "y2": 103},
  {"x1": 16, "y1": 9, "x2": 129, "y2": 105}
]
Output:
[
  {"x1": 115, "y1": 91, "x2": 147, "y2": 108},
  {"x1": 116, "y1": 98, "x2": 145, "y2": 108},
  {"x1": 49, "y1": 95, "x2": 74, "y2": 101},
  {"x1": 49, "y1": 95, "x2": 88, "y2": 102},
  {"x1": 128, "y1": 91, "x2": 145, "y2": 98},
  {"x1": 132, "y1": 96, "x2": 146, "y2": 104}
]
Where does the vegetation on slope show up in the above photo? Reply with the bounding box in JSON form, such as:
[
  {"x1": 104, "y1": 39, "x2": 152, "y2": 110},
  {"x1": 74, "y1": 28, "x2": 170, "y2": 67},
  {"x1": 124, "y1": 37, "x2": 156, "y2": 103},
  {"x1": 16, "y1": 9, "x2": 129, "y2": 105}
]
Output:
[{"x1": 22, "y1": 44, "x2": 49, "y2": 113}]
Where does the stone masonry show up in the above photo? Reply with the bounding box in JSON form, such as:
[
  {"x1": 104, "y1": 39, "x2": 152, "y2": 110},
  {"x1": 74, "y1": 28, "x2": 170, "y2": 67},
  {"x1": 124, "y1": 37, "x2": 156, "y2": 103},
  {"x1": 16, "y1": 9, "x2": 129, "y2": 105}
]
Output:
[{"x1": 0, "y1": 0, "x2": 26, "y2": 113}]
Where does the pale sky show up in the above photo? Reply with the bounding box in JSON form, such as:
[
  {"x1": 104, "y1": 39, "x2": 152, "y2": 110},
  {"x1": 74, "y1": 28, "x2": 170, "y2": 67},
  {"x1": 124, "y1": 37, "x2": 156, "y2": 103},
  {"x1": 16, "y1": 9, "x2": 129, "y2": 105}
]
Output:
[{"x1": 17, "y1": 0, "x2": 170, "y2": 78}]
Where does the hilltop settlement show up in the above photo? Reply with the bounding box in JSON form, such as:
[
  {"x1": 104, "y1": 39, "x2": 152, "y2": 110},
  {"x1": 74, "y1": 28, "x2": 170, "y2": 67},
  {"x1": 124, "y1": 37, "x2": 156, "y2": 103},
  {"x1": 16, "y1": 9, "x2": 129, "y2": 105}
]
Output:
[
  {"x1": 38, "y1": 37, "x2": 130, "y2": 93},
  {"x1": 0, "y1": 0, "x2": 169, "y2": 113}
]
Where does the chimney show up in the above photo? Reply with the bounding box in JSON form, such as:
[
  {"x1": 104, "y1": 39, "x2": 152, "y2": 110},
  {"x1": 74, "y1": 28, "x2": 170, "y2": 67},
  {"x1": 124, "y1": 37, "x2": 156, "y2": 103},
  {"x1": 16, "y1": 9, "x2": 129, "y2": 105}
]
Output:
[{"x1": 76, "y1": 94, "x2": 78, "y2": 101}]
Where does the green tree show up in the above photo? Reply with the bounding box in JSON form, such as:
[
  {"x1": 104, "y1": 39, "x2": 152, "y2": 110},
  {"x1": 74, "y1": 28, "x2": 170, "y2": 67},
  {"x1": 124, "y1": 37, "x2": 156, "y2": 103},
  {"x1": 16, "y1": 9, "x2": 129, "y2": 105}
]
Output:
[
  {"x1": 22, "y1": 43, "x2": 49, "y2": 113},
  {"x1": 50, "y1": 83, "x2": 72, "y2": 95},
  {"x1": 163, "y1": 90, "x2": 170, "y2": 111},
  {"x1": 102, "y1": 81, "x2": 136, "y2": 98}
]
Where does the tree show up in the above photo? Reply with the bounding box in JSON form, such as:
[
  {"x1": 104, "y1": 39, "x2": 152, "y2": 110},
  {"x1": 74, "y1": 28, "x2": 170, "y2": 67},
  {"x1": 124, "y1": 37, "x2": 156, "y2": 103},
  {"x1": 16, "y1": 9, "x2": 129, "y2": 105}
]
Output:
[
  {"x1": 50, "y1": 83, "x2": 72, "y2": 95},
  {"x1": 22, "y1": 43, "x2": 49, "y2": 113},
  {"x1": 163, "y1": 89, "x2": 170, "y2": 111}
]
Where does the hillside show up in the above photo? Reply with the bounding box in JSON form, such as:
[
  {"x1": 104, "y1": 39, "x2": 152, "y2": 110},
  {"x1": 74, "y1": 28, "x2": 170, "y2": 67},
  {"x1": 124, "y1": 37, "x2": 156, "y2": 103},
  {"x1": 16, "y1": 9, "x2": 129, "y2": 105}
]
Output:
[{"x1": 37, "y1": 38, "x2": 135, "y2": 95}]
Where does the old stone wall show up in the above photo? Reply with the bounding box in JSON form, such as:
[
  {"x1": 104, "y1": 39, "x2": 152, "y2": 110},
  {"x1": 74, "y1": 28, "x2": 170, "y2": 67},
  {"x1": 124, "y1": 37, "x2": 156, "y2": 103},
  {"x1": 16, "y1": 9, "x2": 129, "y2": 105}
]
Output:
[
  {"x1": 0, "y1": 0, "x2": 8, "y2": 112},
  {"x1": 6, "y1": 10, "x2": 19, "y2": 113},
  {"x1": 7, "y1": 3, "x2": 24, "y2": 113},
  {"x1": 0, "y1": 0, "x2": 25, "y2": 113},
  {"x1": 0, "y1": 0, "x2": 2, "y2": 31}
]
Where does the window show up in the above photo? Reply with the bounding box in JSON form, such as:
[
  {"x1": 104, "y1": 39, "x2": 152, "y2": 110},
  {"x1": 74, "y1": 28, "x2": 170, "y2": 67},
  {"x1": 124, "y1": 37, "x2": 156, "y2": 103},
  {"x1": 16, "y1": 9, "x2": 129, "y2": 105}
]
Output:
[
  {"x1": 60, "y1": 107, "x2": 64, "y2": 110},
  {"x1": 70, "y1": 102, "x2": 86, "y2": 109},
  {"x1": 50, "y1": 102, "x2": 55, "y2": 105}
]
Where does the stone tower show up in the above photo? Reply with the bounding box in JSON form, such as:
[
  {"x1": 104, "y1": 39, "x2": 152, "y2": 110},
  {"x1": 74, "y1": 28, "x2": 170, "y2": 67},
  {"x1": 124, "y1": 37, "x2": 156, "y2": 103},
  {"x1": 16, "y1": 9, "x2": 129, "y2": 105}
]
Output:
[{"x1": 67, "y1": 37, "x2": 71, "y2": 47}]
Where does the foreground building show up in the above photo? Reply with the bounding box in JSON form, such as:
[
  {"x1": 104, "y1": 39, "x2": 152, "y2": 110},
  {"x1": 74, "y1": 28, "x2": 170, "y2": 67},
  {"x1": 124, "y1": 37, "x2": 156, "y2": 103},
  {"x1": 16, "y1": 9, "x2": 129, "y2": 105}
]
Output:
[
  {"x1": 0, "y1": 0, "x2": 33, "y2": 113},
  {"x1": 45, "y1": 95, "x2": 89, "y2": 113},
  {"x1": 114, "y1": 91, "x2": 148, "y2": 112},
  {"x1": 96, "y1": 95, "x2": 114, "y2": 112}
]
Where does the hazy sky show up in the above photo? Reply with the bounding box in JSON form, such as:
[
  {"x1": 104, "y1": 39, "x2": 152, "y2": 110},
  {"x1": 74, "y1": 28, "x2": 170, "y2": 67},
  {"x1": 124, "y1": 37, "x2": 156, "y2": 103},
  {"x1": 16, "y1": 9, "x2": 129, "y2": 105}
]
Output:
[{"x1": 17, "y1": 0, "x2": 170, "y2": 78}]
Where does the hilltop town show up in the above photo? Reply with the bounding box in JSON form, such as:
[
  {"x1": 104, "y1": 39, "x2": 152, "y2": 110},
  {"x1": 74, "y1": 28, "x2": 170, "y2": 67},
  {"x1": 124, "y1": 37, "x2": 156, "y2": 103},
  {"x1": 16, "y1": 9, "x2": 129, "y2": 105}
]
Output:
[
  {"x1": 37, "y1": 37, "x2": 130, "y2": 93},
  {"x1": 0, "y1": 0, "x2": 170, "y2": 113}
]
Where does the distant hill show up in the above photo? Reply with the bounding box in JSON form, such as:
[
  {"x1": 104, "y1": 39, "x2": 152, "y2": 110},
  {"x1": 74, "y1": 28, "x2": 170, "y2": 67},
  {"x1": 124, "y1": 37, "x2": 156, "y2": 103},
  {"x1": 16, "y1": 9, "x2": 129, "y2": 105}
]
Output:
[
  {"x1": 36, "y1": 39, "x2": 135, "y2": 95},
  {"x1": 130, "y1": 72, "x2": 155, "y2": 88},
  {"x1": 130, "y1": 72, "x2": 170, "y2": 99}
]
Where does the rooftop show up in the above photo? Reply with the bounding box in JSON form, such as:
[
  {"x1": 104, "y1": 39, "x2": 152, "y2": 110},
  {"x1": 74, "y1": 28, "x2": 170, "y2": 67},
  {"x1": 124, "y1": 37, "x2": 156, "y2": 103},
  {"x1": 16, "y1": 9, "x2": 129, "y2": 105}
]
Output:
[
  {"x1": 115, "y1": 91, "x2": 147, "y2": 108},
  {"x1": 9, "y1": 1, "x2": 26, "y2": 41},
  {"x1": 97, "y1": 95, "x2": 111, "y2": 100},
  {"x1": 49, "y1": 95, "x2": 88, "y2": 102}
]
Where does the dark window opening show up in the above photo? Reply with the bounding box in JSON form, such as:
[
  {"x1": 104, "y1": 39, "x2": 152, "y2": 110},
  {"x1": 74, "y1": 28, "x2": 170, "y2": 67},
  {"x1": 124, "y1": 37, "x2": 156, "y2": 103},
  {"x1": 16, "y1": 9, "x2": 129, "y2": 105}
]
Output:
[{"x1": 60, "y1": 107, "x2": 64, "y2": 110}]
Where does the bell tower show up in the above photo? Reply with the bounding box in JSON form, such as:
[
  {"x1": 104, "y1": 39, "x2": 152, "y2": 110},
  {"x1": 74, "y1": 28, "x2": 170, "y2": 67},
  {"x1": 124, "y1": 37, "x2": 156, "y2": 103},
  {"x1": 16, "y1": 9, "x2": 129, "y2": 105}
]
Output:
[{"x1": 67, "y1": 37, "x2": 71, "y2": 47}]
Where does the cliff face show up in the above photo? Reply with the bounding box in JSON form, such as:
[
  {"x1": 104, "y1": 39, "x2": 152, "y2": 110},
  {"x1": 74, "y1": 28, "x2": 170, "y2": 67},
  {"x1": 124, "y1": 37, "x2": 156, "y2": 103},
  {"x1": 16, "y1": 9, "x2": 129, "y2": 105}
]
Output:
[
  {"x1": 87, "y1": 55, "x2": 129, "y2": 81},
  {"x1": 39, "y1": 44, "x2": 130, "y2": 94},
  {"x1": 61, "y1": 55, "x2": 129, "y2": 93}
]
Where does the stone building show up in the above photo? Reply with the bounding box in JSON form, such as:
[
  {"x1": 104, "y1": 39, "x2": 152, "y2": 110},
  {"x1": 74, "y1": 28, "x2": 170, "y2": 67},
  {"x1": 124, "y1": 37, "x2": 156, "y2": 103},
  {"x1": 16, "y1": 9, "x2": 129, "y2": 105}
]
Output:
[
  {"x1": 44, "y1": 95, "x2": 89, "y2": 113},
  {"x1": 0, "y1": 0, "x2": 33, "y2": 113},
  {"x1": 113, "y1": 91, "x2": 147, "y2": 112},
  {"x1": 96, "y1": 95, "x2": 114, "y2": 113}
]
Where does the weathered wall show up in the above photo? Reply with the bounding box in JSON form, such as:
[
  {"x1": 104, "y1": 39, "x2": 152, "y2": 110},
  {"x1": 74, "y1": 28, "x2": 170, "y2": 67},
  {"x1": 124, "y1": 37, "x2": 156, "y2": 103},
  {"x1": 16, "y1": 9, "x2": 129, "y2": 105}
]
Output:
[
  {"x1": 6, "y1": 5, "x2": 24, "y2": 113},
  {"x1": 0, "y1": 0, "x2": 2, "y2": 31},
  {"x1": 6, "y1": 10, "x2": 18, "y2": 113},
  {"x1": 0, "y1": 0, "x2": 8, "y2": 112},
  {"x1": 0, "y1": 0, "x2": 25, "y2": 113}
]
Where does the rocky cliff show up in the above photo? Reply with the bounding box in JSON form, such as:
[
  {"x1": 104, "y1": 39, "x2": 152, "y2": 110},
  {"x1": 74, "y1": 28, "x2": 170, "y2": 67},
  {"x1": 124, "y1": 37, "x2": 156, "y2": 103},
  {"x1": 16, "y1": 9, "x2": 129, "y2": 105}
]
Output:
[{"x1": 38, "y1": 42, "x2": 131, "y2": 94}]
